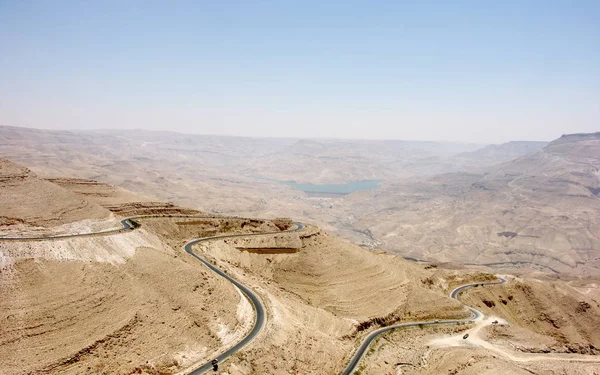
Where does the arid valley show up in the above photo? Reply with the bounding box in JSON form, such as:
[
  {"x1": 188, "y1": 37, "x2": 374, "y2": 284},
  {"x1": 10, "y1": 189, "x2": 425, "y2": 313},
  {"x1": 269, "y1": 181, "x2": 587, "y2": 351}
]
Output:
[
  {"x1": 2, "y1": 2, "x2": 599, "y2": 373},
  {"x1": 1, "y1": 126, "x2": 599, "y2": 375}
]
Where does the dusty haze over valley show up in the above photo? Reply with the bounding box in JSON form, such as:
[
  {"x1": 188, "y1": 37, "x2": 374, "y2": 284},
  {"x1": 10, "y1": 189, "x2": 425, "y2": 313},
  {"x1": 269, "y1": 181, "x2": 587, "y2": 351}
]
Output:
[
  {"x1": 1, "y1": 125, "x2": 600, "y2": 375},
  {"x1": 2, "y1": 1, "x2": 599, "y2": 373},
  {"x1": 2, "y1": 125, "x2": 597, "y2": 277}
]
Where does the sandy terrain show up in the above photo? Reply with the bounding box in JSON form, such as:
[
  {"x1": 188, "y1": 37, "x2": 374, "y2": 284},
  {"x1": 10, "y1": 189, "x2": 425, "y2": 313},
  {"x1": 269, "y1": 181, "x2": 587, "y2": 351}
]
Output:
[
  {"x1": 0, "y1": 125, "x2": 538, "y2": 224},
  {"x1": 1, "y1": 134, "x2": 600, "y2": 375},
  {"x1": 4, "y1": 191, "x2": 596, "y2": 374},
  {"x1": 363, "y1": 328, "x2": 600, "y2": 375},
  {"x1": 346, "y1": 133, "x2": 600, "y2": 276},
  {"x1": 0, "y1": 212, "x2": 305, "y2": 375},
  {"x1": 0, "y1": 168, "x2": 288, "y2": 375},
  {"x1": 0, "y1": 236, "x2": 245, "y2": 374},
  {"x1": 459, "y1": 277, "x2": 600, "y2": 354},
  {"x1": 172, "y1": 229, "x2": 507, "y2": 375},
  {"x1": 0, "y1": 158, "x2": 114, "y2": 236},
  {"x1": 0, "y1": 126, "x2": 588, "y2": 278},
  {"x1": 358, "y1": 285, "x2": 600, "y2": 375},
  {"x1": 429, "y1": 316, "x2": 599, "y2": 362}
]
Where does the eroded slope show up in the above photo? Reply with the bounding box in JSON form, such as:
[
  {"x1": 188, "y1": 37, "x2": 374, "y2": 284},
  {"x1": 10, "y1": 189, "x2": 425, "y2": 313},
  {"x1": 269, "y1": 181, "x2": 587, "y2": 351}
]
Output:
[{"x1": 0, "y1": 158, "x2": 114, "y2": 235}]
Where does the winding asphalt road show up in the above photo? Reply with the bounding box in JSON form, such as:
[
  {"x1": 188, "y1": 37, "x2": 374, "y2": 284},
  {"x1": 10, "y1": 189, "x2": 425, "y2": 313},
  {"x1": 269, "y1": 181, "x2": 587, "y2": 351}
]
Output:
[
  {"x1": 0, "y1": 215, "x2": 249, "y2": 241},
  {"x1": 340, "y1": 277, "x2": 508, "y2": 375},
  {"x1": 0, "y1": 217, "x2": 139, "y2": 241},
  {"x1": 183, "y1": 222, "x2": 304, "y2": 374},
  {"x1": 0, "y1": 216, "x2": 304, "y2": 374},
  {"x1": 1, "y1": 218, "x2": 510, "y2": 375}
]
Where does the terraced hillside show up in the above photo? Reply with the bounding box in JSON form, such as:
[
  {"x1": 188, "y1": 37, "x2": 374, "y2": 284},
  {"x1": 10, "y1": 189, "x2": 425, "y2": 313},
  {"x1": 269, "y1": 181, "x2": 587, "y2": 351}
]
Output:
[{"x1": 0, "y1": 158, "x2": 114, "y2": 236}]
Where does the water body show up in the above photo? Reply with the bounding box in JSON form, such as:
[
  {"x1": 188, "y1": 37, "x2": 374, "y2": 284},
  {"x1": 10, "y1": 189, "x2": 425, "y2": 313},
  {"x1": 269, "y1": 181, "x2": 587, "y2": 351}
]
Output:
[{"x1": 252, "y1": 176, "x2": 382, "y2": 195}]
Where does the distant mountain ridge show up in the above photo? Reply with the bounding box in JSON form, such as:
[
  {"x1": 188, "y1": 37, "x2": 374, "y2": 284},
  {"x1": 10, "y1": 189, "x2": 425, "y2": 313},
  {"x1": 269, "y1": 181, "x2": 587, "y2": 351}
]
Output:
[
  {"x1": 451, "y1": 141, "x2": 548, "y2": 169},
  {"x1": 348, "y1": 132, "x2": 600, "y2": 275},
  {"x1": 549, "y1": 132, "x2": 600, "y2": 146}
]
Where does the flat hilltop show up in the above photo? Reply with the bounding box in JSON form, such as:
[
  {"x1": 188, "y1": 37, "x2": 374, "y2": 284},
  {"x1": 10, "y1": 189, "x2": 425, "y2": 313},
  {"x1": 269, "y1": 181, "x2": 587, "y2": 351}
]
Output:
[{"x1": 0, "y1": 158, "x2": 114, "y2": 235}]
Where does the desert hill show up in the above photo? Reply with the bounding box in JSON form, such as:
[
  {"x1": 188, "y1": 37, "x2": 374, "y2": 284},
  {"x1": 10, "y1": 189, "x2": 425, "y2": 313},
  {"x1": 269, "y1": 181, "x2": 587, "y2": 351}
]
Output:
[
  {"x1": 0, "y1": 125, "x2": 521, "y2": 201},
  {"x1": 1, "y1": 127, "x2": 596, "y2": 276},
  {"x1": 0, "y1": 125, "x2": 551, "y2": 249},
  {"x1": 0, "y1": 160, "x2": 271, "y2": 374},
  {"x1": 489, "y1": 132, "x2": 600, "y2": 188},
  {"x1": 461, "y1": 277, "x2": 600, "y2": 354},
  {"x1": 47, "y1": 177, "x2": 203, "y2": 217},
  {"x1": 1, "y1": 156, "x2": 599, "y2": 374},
  {"x1": 243, "y1": 138, "x2": 484, "y2": 184},
  {"x1": 356, "y1": 274, "x2": 600, "y2": 375},
  {"x1": 0, "y1": 158, "x2": 114, "y2": 235},
  {"x1": 0, "y1": 157, "x2": 467, "y2": 374},
  {"x1": 347, "y1": 132, "x2": 600, "y2": 276},
  {"x1": 451, "y1": 140, "x2": 547, "y2": 169},
  {"x1": 137, "y1": 218, "x2": 482, "y2": 374}
]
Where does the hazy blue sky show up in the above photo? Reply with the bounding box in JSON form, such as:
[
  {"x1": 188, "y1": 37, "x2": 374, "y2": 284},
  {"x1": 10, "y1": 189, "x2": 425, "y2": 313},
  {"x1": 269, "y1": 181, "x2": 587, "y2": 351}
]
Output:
[{"x1": 1, "y1": 1, "x2": 598, "y2": 143}]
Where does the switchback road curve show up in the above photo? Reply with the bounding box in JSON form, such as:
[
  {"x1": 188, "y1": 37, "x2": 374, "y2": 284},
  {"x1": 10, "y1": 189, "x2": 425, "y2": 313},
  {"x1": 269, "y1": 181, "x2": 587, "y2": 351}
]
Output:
[
  {"x1": 183, "y1": 222, "x2": 304, "y2": 374},
  {"x1": 0, "y1": 219, "x2": 516, "y2": 374},
  {"x1": 0, "y1": 215, "x2": 304, "y2": 375},
  {"x1": 340, "y1": 277, "x2": 508, "y2": 375}
]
